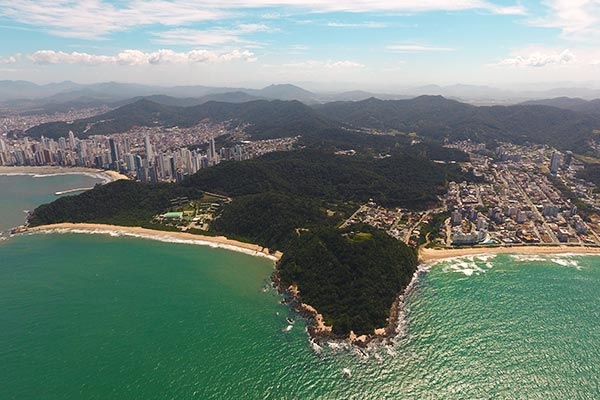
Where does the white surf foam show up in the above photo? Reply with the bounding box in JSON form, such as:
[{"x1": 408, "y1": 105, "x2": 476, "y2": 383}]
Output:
[{"x1": 30, "y1": 228, "x2": 280, "y2": 261}]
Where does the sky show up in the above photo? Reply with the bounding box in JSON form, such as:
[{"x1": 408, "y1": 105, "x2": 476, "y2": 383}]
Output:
[{"x1": 1, "y1": 0, "x2": 600, "y2": 90}]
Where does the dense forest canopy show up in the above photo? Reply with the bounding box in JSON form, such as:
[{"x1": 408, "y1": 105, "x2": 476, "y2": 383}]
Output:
[
  {"x1": 278, "y1": 225, "x2": 418, "y2": 335},
  {"x1": 22, "y1": 95, "x2": 600, "y2": 157},
  {"x1": 26, "y1": 101, "x2": 481, "y2": 336}
]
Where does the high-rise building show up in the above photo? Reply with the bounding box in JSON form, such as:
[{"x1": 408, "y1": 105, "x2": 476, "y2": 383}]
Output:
[
  {"x1": 562, "y1": 151, "x2": 573, "y2": 170},
  {"x1": 125, "y1": 153, "x2": 135, "y2": 172},
  {"x1": 549, "y1": 151, "x2": 561, "y2": 174},
  {"x1": 109, "y1": 138, "x2": 119, "y2": 170},
  {"x1": 68, "y1": 131, "x2": 76, "y2": 149},
  {"x1": 209, "y1": 136, "x2": 216, "y2": 160},
  {"x1": 144, "y1": 135, "x2": 154, "y2": 166}
]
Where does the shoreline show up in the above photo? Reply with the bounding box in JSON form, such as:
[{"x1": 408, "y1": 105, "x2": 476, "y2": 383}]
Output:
[
  {"x1": 0, "y1": 166, "x2": 130, "y2": 182},
  {"x1": 298, "y1": 243, "x2": 600, "y2": 347},
  {"x1": 25, "y1": 223, "x2": 282, "y2": 262},
  {"x1": 419, "y1": 244, "x2": 600, "y2": 263}
]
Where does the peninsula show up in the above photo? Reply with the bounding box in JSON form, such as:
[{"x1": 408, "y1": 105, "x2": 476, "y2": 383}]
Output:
[{"x1": 14, "y1": 95, "x2": 600, "y2": 344}]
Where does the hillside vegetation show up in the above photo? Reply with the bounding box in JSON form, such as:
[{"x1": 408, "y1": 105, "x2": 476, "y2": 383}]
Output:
[
  {"x1": 278, "y1": 225, "x2": 418, "y2": 335},
  {"x1": 23, "y1": 95, "x2": 600, "y2": 157},
  {"x1": 28, "y1": 146, "x2": 463, "y2": 335}
]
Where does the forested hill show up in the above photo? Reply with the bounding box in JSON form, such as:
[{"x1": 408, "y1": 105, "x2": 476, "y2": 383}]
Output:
[
  {"x1": 314, "y1": 96, "x2": 600, "y2": 154},
  {"x1": 24, "y1": 98, "x2": 339, "y2": 140},
  {"x1": 29, "y1": 147, "x2": 453, "y2": 336},
  {"x1": 278, "y1": 225, "x2": 418, "y2": 336},
  {"x1": 23, "y1": 95, "x2": 600, "y2": 156},
  {"x1": 520, "y1": 97, "x2": 600, "y2": 116}
]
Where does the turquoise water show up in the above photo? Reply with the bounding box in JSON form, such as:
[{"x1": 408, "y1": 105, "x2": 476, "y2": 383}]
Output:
[
  {"x1": 1, "y1": 174, "x2": 600, "y2": 399},
  {"x1": 0, "y1": 173, "x2": 105, "y2": 232}
]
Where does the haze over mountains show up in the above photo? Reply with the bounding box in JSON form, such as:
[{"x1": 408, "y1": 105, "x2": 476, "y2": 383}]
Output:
[
  {"x1": 18, "y1": 93, "x2": 600, "y2": 158},
  {"x1": 4, "y1": 80, "x2": 600, "y2": 115}
]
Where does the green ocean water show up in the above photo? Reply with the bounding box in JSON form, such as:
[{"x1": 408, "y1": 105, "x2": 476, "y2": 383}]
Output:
[
  {"x1": 1, "y1": 174, "x2": 600, "y2": 399},
  {"x1": 0, "y1": 173, "x2": 106, "y2": 232}
]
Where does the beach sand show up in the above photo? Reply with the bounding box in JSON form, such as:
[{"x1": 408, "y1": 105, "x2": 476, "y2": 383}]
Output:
[
  {"x1": 26, "y1": 223, "x2": 281, "y2": 262},
  {"x1": 420, "y1": 245, "x2": 600, "y2": 263},
  {"x1": 0, "y1": 166, "x2": 129, "y2": 182}
]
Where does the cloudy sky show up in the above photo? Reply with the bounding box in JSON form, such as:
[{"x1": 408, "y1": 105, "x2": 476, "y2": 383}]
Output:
[{"x1": 1, "y1": 0, "x2": 599, "y2": 89}]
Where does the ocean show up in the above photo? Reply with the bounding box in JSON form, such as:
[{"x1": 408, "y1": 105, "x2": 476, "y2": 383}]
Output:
[{"x1": 1, "y1": 173, "x2": 599, "y2": 399}]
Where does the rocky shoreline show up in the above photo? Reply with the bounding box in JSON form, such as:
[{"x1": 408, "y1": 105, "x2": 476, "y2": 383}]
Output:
[{"x1": 272, "y1": 263, "x2": 428, "y2": 348}]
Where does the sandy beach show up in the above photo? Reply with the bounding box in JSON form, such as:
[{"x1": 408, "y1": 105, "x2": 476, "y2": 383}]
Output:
[
  {"x1": 0, "y1": 166, "x2": 129, "y2": 182},
  {"x1": 26, "y1": 223, "x2": 282, "y2": 262},
  {"x1": 420, "y1": 245, "x2": 600, "y2": 263}
]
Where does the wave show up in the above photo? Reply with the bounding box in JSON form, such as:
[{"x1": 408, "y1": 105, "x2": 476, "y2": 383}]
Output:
[
  {"x1": 432, "y1": 254, "x2": 498, "y2": 276},
  {"x1": 29, "y1": 228, "x2": 280, "y2": 261},
  {"x1": 508, "y1": 254, "x2": 584, "y2": 270},
  {"x1": 32, "y1": 172, "x2": 111, "y2": 183},
  {"x1": 435, "y1": 253, "x2": 588, "y2": 275},
  {"x1": 0, "y1": 171, "x2": 111, "y2": 183},
  {"x1": 55, "y1": 188, "x2": 94, "y2": 195}
]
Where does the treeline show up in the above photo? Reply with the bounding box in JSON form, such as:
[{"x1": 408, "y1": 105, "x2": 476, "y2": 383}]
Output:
[
  {"x1": 210, "y1": 192, "x2": 330, "y2": 250},
  {"x1": 278, "y1": 225, "x2": 418, "y2": 335},
  {"x1": 577, "y1": 164, "x2": 600, "y2": 189},
  {"x1": 28, "y1": 180, "x2": 201, "y2": 227},
  {"x1": 315, "y1": 96, "x2": 600, "y2": 155},
  {"x1": 28, "y1": 147, "x2": 463, "y2": 335},
  {"x1": 183, "y1": 149, "x2": 464, "y2": 209}
]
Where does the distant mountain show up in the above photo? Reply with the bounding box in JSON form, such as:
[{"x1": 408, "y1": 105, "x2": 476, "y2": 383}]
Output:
[
  {"x1": 520, "y1": 97, "x2": 590, "y2": 110},
  {"x1": 112, "y1": 95, "x2": 206, "y2": 108},
  {"x1": 403, "y1": 84, "x2": 516, "y2": 103},
  {"x1": 315, "y1": 95, "x2": 600, "y2": 154},
  {"x1": 24, "y1": 98, "x2": 339, "y2": 141},
  {"x1": 529, "y1": 87, "x2": 600, "y2": 100},
  {"x1": 198, "y1": 91, "x2": 264, "y2": 104},
  {"x1": 319, "y1": 90, "x2": 411, "y2": 102},
  {"x1": 249, "y1": 84, "x2": 317, "y2": 103},
  {"x1": 22, "y1": 94, "x2": 600, "y2": 156},
  {"x1": 520, "y1": 97, "x2": 600, "y2": 116},
  {"x1": 0, "y1": 80, "x2": 55, "y2": 100}
]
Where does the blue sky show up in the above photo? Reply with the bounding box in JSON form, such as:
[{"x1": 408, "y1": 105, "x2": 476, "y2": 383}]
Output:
[{"x1": 0, "y1": 0, "x2": 599, "y2": 89}]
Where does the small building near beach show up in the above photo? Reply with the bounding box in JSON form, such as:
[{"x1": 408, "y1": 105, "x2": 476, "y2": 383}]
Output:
[{"x1": 162, "y1": 212, "x2": 183, "y2": 220}]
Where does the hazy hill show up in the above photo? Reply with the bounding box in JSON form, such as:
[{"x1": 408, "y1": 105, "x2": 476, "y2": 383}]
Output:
[
  {"x1": 316, "y1": 96, "x2": 600, "y2": 154},
  {"x1": 520, "y1": 97, "x2": 590, "y2": 110},
  {"x1": 0, "y1": 80, "x2": 90, "y2": 99},
  {"x1": 22, "y1": 94, "x2": 600, "y2": 155},
  {"x1": 24, "y1": 98, "x2": 338, "y2": 140},
  {"x1": 520, "y1": 97, "x2": 600, "y2": 116},
  {"x1": 248, "y1": 84, "x2": 317, "y2": 103}
]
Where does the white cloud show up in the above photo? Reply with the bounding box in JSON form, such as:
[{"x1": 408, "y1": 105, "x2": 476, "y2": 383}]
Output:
[
  {"x1": 0, "y1": 0, "x2": 225, "y2": 39},
  {"x1": 0, "y1": 0, "x2": 526, "y2": 39},
  {"x1": 0, "y1": 54, "x2": 21, "y2": 64},
  {"x1": 528, "y1": 0, "x2": 600, "y2": 41},
  {"x1": 152, "y1": 29, "x2": 245, "y2": 46},
  {"x1": 325, "y1": 60, "x2": 364, "y2": 68},
  {"x1": 327, "y1": 21, "x2": 387, "y2": 28},
  {"x1": 152, "y1": 23, "x2": 276, "y2": 46},
  {"x1": 494, "y1": 49, "x2": 576, "y2": 67},
  {"x1": 386, "y1": 44, "x2": 455, "y2": 52},
  {"x1": 27, "y1": 49, "x2": 256, "y2": 66},
  {"x1": 283, "y1": 59, "x2": 364, "y2": 69},
  {"x1": 216, "y1": 0, "x2": 526, "y2": 14}
]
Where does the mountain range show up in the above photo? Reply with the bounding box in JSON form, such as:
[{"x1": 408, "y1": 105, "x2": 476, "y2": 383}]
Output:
[
  {"x1": 5, "y1": 80, "x2": 600, "y2": 115},
  {"x1": 20, "y1": 94, "x2": 600, "y2": 157}
]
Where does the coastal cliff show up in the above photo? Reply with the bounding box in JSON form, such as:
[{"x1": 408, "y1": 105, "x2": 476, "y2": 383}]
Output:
[{"x1": 276, "y1": 225, "x2": 418, "y2": 340}]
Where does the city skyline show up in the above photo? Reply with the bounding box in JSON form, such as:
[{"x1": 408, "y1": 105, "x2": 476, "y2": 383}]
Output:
[{"x1": 1, "y1": 1, "x2": 600, "y2": 90}]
